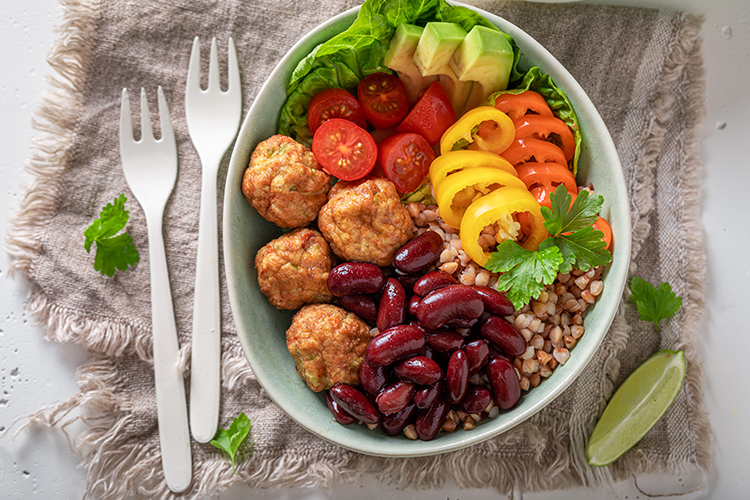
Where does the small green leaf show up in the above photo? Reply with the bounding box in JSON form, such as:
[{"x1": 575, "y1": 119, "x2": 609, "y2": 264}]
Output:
[
  {"x1": 210, "y1": 412, "x2": 252, "y2": 475},
  {"x1": 542, "y1": 185, "x2": 602, "y2": 235},
  {"x1": 629, "y1": 276, "x2": 682, "y2": 332},
  {"x1": 84, "y1": 194, "x2": 139, "y2": 276}
]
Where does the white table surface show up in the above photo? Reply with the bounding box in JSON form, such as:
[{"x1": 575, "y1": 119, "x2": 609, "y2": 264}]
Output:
[{"x1": 1, "y1": 0, "x2": 748, "y2": 498}]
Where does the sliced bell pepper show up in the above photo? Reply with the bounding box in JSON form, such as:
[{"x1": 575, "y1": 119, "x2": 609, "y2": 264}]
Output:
[
  {"x1": 492, "y1": 90, "x2": 554, "y2": 121},
  {"x1": 513, "y1": 115, "x2": 576, "y2": 161},
  {"x1": 516, "y1": 162, "x2": 577, "y2": 208},
  {"x1": 439, "y1": 106, "x2": 515, "y2": 156},
  {"x1": 435, "y1": 167, "x2": 526, "y2": 229},
  {"x1": 429, "y1": 150, "x2": 518, "y2": 190},
  {"x1": 501, "y1": 137, "x2": 567, "y2": 167},
  {"x1": 460, "y1": 186, "x2": 547, "y2": 267},
  {"x1": 593, "y1": 215, "x2": 613, "y2": 250}
]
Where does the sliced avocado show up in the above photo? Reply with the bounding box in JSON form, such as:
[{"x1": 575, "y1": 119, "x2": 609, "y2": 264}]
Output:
[
  {"x1": 450, "y1": 25, "x2": 514, "y2": 109},
  {"x1": 384, "y1": 23, "x2": 436, "y2": 103},
  {"x1": 413, "y1": 22, "x2": 473, "y2": 115}
]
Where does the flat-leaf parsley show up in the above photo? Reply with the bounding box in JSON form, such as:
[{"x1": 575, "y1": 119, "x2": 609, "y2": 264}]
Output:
[
  {"x1": 629, "y1": 276, "x2": 682, "y2": 332},
  {"x1": 210, "y1": 412, "x2": 252, "y2": 475},
  {"x1": 83, "y1": 194, "x2": 139, "y2": 276}
]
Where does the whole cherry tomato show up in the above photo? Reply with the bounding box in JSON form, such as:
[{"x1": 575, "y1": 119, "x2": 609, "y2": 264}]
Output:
[
  {"x1": 378, "y1": 132, "x2": 434, "y2": 193},
  {"x1": 307, "y1": 88, "x2": 367, "y2": 134},
  {"x1": 312, "y1": 118, "x2": 377, "y2": 181},
  {"x1": 395, "y1": 81, "x2": 455, "y2": 145},
  {"x1": 357, "y1": 73, "x2": 410, "y2": 129}
]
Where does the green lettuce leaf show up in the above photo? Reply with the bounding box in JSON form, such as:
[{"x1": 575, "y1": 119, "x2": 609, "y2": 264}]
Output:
[
  {"x1": 278, "y1": 0, "x2": 521, "y2": 143},
  {"x1": 486, "y1": 67, "x2": 582, "y2": 174}
]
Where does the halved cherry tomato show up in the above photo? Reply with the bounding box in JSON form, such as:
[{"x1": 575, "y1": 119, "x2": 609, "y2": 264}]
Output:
[
  {"x1": 357, "y1": 73, "x2": 410, "y2": 129},
  {"x1": 378, "y1": 132, "x2": 434, "y2": 193},
  {"x1": 395, "y1": 81, "x2": 455, "y2": 145},
  {"x1": 311, "y1": 118, "x2": 377, "y2": 181},
  {"x1": 493, "y1": 91, "x2": 554, "y2": 121},
  {"x1": 501, "y1": 138, "x2": 567, "y2": 167},
  {"x1": 593, "y1": 216, "x2": 613, "y2": 250},
  {"x1": 307, "y1": 88, "x2": 367, "y2": 135},
  {"x1": 514, "y1": 115, "x2": 576, "y2": 161}
]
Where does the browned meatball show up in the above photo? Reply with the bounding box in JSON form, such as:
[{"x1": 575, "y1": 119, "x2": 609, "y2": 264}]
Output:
[
  {"x1": 255, "y1": 228, "x2": 334, "y2": 310},
  {"x1": 286, "y1": 304, "x2": 371, "y2": 392},
  {"x1": 318, "y1": 177, "x2": 415, "y2": 266},
  {"x1": 242, "y1": 135, "x2": 331, "y2": 228}
]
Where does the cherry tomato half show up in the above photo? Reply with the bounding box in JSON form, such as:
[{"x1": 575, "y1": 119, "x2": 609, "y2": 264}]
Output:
[
  {"x1": 357, "y1": 73, "x2": 410, "y2": 129},
  {"x1": 307, "y1": 88, "x2": 367, "y2": 135},
  {"x1": 395, "y1": 81, "x2": 455, "y2": 145},
  {"x1": 378, "y1": 132, "x2": 434, "y2": 193},
  {"x1": 312, "y1": 118, "x2": 377, "y2": 181}
]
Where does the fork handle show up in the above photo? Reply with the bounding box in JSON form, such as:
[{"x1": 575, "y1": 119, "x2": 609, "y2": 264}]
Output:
[
  {"x1": 189, "y1": 162, "x2": 222, "y2": 443},
  {"x1": 147, "y1": 214, "x2": 193, "y2": 492}
]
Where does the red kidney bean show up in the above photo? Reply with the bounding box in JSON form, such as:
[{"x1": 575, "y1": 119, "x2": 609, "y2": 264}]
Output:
[
  {"x1": 479, "y1": 316, "x2": 527, "y2": 357},
  {"x1": 458, "y1": 386, "x2": 491, "y2": 414},
  {"x1": 416, "y1": 284, "x2": 484, "y2": 330},
  {"x1": 393, "y1": 230, "x2": 443, "y2": 274},
  {"x1": 487, "y1": 357, "x2": 521, "y2": 410},
  {"x1": 473, "y1": 286, "x2": 515, "y2": 316},
  {"x1": 381, "y1": 403, "x2": 418, "y2": 437},
  {"x1": 338, "y1": 294, "x2": 378, "y2": 324},
  {"x1": 359, "y1": 358, "x2": 389, "y2": 396},
  {"x1": 414, "y1": 379, "x2": 442, "y2": 409},
  {"x1": 377, "y1": 278, "x2": 407, "y2": 331},
  {"x1": 464, "y1": 339, "x2": 490, "y2": 374},
  {"x1": 329, "y1": 383, "x2": 381, "y2": 424},
  {"x1": 413, "y1": 271, "x2": 457, "y2": 297},
  {"x1": 415, "y1": 394, "x2": 451, "y2": 441},
  {"x1": 426, "y1": 330, "x2": 464, "y2": 354},
  {"x1": 326, "y1": 391, "x2": 357, "y2": 425},
  {"x1": 397, "y1": 273, "x2": 422, "y2": 294},
  {"x1": 327, "y1": 262, "x2": 385, "y2": 297},
  {"x1": 444, "y1": 316, "x2": 479, "y2": 329},
  {"x1": 446, "y1": 349, "x2": 469, "y2": 404},
  {"x1": 408, "y1": 295, "x2": 421, "y2": 317},
  {"x1": 393, "y1": 355, "x2": 442, "y2": 385},
  {"x1": 487, "y1": 344, "x2": 513, "y2": 363},
  {"x1": 376, "y1": 380, "x2": 415, "y2": 415},
  {"x1": 365, "y1": 324, "x2": 426, "y2": 367}
]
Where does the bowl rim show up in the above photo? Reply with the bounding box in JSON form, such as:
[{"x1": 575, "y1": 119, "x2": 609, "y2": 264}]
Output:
[{"x1": 224, "y1": 2, "x2": 632, "y2": 457}]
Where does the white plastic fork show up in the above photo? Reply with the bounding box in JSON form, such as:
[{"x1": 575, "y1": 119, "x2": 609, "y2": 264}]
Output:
[
  {"x1": 185, "y1": 37, "x2": 242, "y2": 443},
  {"x1": 120, "y1": 87, "x2": 192, "y2": 493}
]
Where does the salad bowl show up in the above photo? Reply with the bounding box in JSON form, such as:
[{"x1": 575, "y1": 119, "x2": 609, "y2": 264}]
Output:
[{"x1": 223, "y1": 2, "x2": 631, "y2": 457}]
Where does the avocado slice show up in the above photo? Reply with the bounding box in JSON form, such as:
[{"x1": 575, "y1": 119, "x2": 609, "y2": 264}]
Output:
[
  {"x1": 385, "y1": 24, "x2": 437, "y2": 104},
  {"x1": 413, "y1": 22, "x2": 473, "y2": 115},
  {"x1": 450, "y1": 25, "x2": 514, "y2": 109}
]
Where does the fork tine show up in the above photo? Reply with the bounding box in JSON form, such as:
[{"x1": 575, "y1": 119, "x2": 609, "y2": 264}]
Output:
[
  {"x1": 157, "y1": 86, "x2": 175, "y2": 145},
  {"x1": 140, "y1": 88, "x2": 154, "y2": 141},
  {"x1": 208, "y1": 37, "x2": 220, "y2": 91},
  {"x1": 187, "y1": 36, "x2": 202, "y2": 93},
  {"x1": 120, "y1": 88, "x2": 134, "y2": 144},
  {"x1": 227, "y1": 38, "x2": 240, "y2": 94}
]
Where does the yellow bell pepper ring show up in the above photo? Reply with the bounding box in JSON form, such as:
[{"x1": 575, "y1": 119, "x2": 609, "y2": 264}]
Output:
[
  {"x1": 435, "y1": 167, "x2": 527, "y2": 229},
  {"x1": 460, "y1": 186, "x2": 547, "y2": 268},
  {"x1": 429, "y1": 150, "x2": 518, "y2": 190},
  {"x1": 439, "y1": 106, "x2": 515, "y2": 156}
]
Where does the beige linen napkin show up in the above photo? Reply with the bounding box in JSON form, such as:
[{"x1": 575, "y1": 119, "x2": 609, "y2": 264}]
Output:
[{"x1": 6, "y1": 0, "x2": 710, "y2": 498}]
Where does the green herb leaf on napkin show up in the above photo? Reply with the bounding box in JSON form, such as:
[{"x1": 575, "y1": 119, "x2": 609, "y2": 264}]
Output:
[
  {"x1": 83, "y1": 194, "x2": 139, "y2": 276},
  {"x1": 630, "y1": 276, "x2": 682, "y2": 332},
  {"x1": 210, "y1": 412, "x2": 252, "y2": 475}
]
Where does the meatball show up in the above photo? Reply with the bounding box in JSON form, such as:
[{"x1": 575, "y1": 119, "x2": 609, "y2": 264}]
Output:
[
  {"x1": 255, "y1": 228, "x2": 334, "y2": 310},
  {"x1": 286, "y1": 304, "x2": 371, "y2": 392},
  {"x1": 242, "y1": 135, "x2": 331, "y2": 228},
  {"x1": 318, "y1": 177, "x2": 415, "y2": 266}
]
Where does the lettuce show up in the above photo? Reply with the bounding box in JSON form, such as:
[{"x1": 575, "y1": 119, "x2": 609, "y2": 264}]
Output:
[
  {"x1": 485, "y1": 67, "x2": 582, "y2": 175},
  {"x1": 278, "y1": 0, "x2": 521, "y2": 144}
]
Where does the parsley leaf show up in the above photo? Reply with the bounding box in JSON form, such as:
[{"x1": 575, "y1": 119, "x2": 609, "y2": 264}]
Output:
[
  {"x1": 487, "y1": 240, "x2": 563, "y2": 310},
  {"x1": 629, "y1": 276, "x2": 682, "y2": 332},
  {"x1": 210, "y1": 412, "x2": 252, "y2": 475},
  {"x1": 541, "y1": 185, "x2": 603, "y2": 235},
  {"x1": 542, "y1": 227, "x2": 611, "y2": 274},
  {"x1": 83, "y1": 194, "x2": 140, "y2": 276}
]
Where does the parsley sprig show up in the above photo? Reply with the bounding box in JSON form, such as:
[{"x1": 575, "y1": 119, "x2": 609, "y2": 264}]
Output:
[
  {"x1": 210, "y1": 412, "x2": 252, "y2": 475},
  {"x1": 83, "y1": 194, "x2": 140, "y2": 276},
  {"x1": 486, "y1": 185, "x2": 612, "y2": 310},
  {"x1": 629, "y1": 276, "x2": 682, "y2": 332}
]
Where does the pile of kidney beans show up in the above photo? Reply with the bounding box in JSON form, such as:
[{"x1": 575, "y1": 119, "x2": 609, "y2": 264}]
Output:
[{"x1": 325, "y1": 230, "x2": 527, "y2": 441}]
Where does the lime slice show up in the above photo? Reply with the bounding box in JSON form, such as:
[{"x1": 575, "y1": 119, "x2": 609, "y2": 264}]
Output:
[{"x1": 586, "y1": 349, "x2": 686, "y2": 467}]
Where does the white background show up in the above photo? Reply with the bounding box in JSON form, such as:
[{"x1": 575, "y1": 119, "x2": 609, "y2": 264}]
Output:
[{"x1": 1, "y1": 0, "x2": 748, "y2": 498}]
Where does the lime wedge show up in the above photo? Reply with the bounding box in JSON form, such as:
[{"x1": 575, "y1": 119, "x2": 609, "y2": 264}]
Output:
[{"x1": 586, "y1": 349, "x2": 686, "y2": 467}]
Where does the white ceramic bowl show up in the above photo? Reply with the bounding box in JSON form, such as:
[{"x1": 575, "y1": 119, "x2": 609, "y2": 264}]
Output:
[{"x1": 223, "y1": 3, "x2": 631, "y2": 457}]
